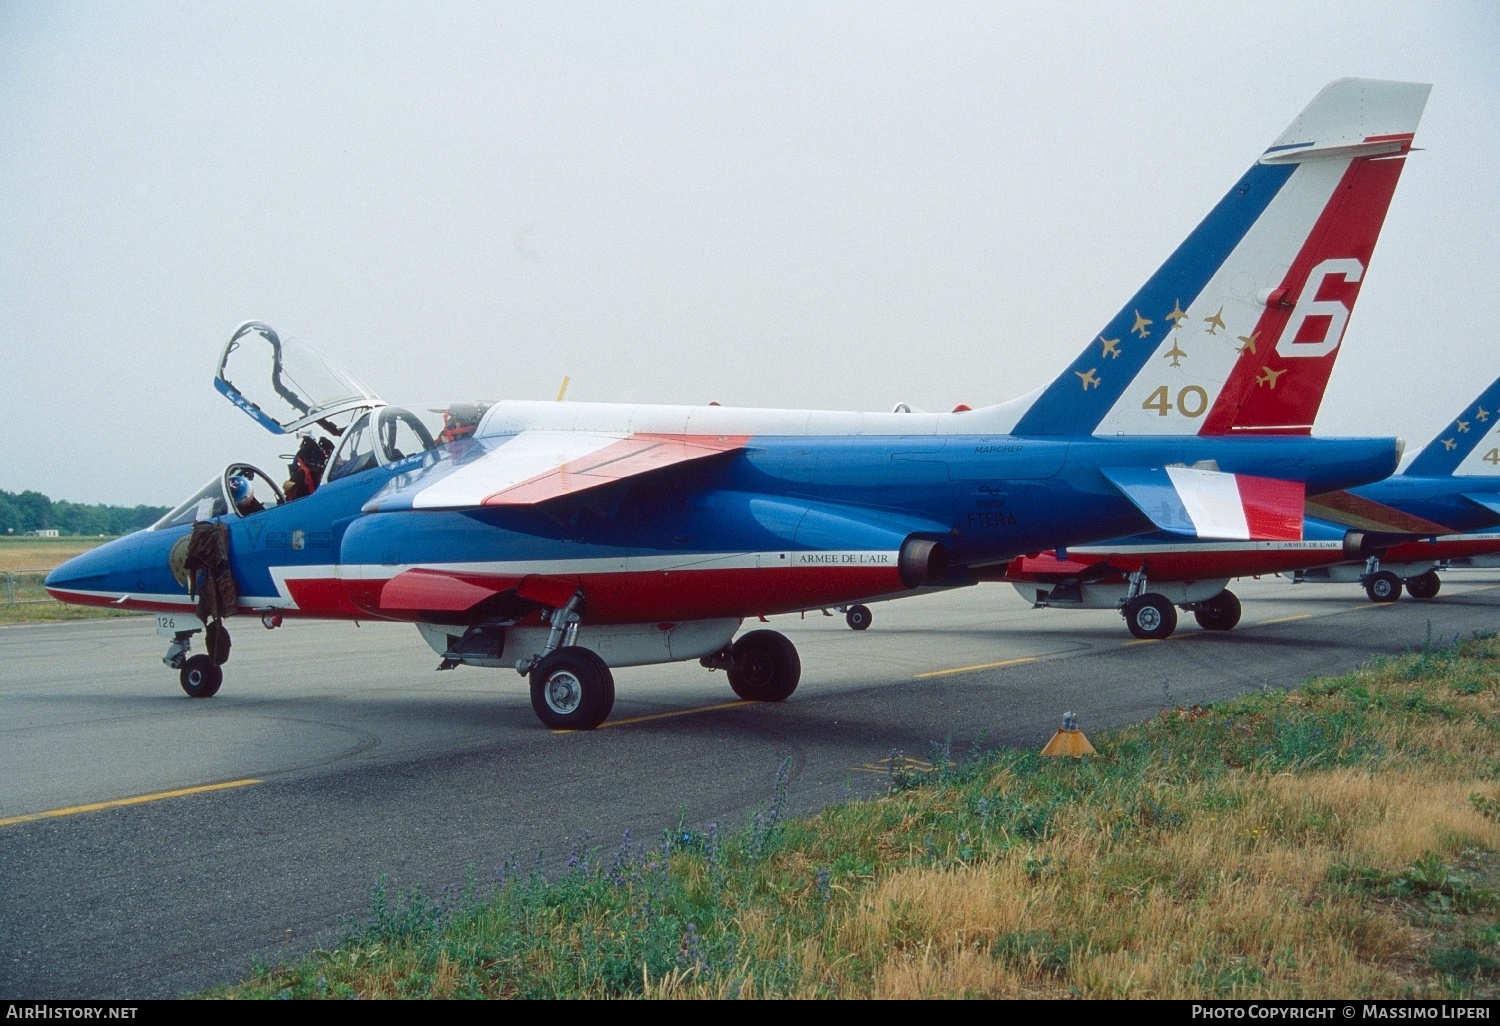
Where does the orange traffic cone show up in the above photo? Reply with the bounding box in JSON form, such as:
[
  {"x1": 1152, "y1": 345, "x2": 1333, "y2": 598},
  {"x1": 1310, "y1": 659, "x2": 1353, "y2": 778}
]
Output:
[{"x1": 1041, "y1": 711, "x2": 1096, "y2": 757}]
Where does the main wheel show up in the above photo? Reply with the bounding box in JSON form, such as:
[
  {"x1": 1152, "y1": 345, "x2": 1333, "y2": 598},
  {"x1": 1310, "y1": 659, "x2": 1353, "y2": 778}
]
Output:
[
  {"x1": 1192, "y1": 589, "x2": 1242, "y2": 631},
  {"x1": 1364, "y1": 570, "x2": 1402, "y2": 603},
  {"x1": 179, "y1": 654, "x2": 223, "y2": 698},
  {"x1": 727, "y1": 630, "x2": 801, "y2": 702},
  {"x1": 845, "y1": 604, "x2": 872, "y2": 631},
  {"x1": 1405, "y1": 570, "x2": 1441, "y2": 600},
  {"x1": 1123, "y1": 593, "x2": 1177, "y2": 640},
  {"x1": 529, "y1": 647, "x2": 615, "y2": 730}
]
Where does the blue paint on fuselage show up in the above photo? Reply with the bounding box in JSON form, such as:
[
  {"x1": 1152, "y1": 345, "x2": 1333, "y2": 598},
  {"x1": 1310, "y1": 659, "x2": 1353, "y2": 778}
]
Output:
[
  {"x1": 1353, "y1": 474, "x2": 1500, "y2": 534},
  {"x1": 48, "y1": 431, "x2": 1400, "y2": 606}
]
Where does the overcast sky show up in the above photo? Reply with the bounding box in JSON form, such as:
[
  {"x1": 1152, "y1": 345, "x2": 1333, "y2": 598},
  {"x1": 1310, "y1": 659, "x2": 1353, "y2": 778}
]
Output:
[{"x1": 1, "y1": 1, "x2": 1496, "y2": 506}]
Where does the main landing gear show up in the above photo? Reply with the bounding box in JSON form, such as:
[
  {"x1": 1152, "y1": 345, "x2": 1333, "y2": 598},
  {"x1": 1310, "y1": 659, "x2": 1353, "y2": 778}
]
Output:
[
  {"x1": 1358, "y1": 557, "x2": 1442, "y2": 603},
  {"x1": 844, "y1": 604, "x2": 872, "y2": 631},
  {"x1": 1116, "y1": 570, "x2": 1241, "y2": 640},
  {"x1": 702, "y1": 629, "x2": 803, "y2": 703}
]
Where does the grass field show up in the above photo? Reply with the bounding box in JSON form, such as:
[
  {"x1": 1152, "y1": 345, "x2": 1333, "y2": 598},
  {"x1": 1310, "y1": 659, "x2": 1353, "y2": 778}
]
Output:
[
  {"x1": 219, "y1": 631, "x2": 1500, "y2": 999},
  {"x1": 0, "y1": 536, "x2": 142, "y2": 623}
]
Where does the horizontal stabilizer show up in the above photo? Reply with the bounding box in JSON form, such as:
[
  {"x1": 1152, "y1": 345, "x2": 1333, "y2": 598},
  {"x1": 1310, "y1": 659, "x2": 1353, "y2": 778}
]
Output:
[
  {"x1": 365, "y1": 430, "x2": 749, "y2": 512},
  {"x1": 1462, "y1": 493, "x2": 1500, "y2": 519},
  {"x1": 1103, "y1": 467, "x2": 1303, "y2": 541},
  {"x1": 1304, "y1": 490, "x2": 1453, "y2": 535}
]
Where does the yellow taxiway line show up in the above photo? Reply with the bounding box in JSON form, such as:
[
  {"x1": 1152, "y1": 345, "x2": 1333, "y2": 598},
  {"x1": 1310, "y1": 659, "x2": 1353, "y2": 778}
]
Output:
[
  {"x1": 0, "y1": 778, "x2": 263, "y2": 829},
  {"x1": 914, "y1": 656, "x2": 1038, "y2": 679}
]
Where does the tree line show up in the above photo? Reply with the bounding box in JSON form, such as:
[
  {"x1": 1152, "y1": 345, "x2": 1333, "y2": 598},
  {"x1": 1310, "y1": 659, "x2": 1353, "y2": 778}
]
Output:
[{"x1": 0, "y1": 489, "x2": 169, "y2": 537}]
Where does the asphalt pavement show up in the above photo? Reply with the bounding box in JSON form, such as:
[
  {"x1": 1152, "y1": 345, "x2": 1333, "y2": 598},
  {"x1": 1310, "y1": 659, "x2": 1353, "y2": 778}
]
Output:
[{"x1": 3, "y1": 573, "x2": 1498, "y2": 997}]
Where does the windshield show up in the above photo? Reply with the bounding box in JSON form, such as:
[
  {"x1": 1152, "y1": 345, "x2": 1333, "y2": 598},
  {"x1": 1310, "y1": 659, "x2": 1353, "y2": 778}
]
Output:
[
  {"x1": 152, "y1": 476, "x2": 229, "y2": 530},
  {"x1": 215, "y1": 321, "x2": 383, "y2": 434}
]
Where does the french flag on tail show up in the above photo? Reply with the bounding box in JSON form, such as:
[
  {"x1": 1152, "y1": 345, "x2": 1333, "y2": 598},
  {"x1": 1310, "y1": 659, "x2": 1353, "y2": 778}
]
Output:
[
  {"x1": 1011, "y1": 78, "x2": 1430, "y2": 440},
  {"x1": 1103, "y1": 467, "x2": 1305, "y2": 541}
]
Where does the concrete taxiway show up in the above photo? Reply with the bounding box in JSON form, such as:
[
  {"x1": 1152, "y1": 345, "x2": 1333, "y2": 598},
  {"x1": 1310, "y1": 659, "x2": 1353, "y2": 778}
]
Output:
[{"x1": 3, "y1": 574, "x2": 1498, "y2": 997}]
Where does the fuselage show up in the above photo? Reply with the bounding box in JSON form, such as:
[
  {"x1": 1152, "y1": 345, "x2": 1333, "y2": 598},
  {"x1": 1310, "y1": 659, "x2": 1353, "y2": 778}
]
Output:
[{"x1": 46, "y1": 397, "x2": 1401, "y2": 626}]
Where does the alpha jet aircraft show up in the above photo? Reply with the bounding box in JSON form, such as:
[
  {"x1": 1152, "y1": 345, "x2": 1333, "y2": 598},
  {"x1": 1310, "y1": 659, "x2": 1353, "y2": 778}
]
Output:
[
  {"x1": 1283, "y1": 371, "x2": 1500, "y2": 602},
  {"x1": 46, "y1": 79, "x2": 1423, "y2": 729}
]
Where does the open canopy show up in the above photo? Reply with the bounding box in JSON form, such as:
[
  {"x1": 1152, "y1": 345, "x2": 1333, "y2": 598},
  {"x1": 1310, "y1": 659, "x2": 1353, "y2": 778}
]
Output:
[{"x1": 215, "y1": 321, "x2": 383, "y2": 435}]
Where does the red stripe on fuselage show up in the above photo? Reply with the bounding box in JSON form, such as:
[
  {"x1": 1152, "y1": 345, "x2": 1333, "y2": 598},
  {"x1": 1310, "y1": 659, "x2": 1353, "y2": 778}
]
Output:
[{"x1": 340, "y1": 564, "x2": 906, "y2": 623}]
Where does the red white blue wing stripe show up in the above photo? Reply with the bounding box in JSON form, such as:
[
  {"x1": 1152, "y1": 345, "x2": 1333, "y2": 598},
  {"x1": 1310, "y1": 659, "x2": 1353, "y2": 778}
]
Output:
[{"x1": 1102, "y1": 467, "x2": 1304, "y2": 541}]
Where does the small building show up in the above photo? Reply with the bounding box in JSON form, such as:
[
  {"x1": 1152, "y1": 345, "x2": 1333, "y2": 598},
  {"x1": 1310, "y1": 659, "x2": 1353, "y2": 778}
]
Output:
[{"x1": 24, "y1": 529, "x2": 60, "y2": 538}]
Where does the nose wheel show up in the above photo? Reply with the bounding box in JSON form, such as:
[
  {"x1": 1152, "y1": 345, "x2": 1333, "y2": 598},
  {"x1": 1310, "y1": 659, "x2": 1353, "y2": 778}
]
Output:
[{"x1": 179, "y1": 654, "x2": 223, "y2": 698}]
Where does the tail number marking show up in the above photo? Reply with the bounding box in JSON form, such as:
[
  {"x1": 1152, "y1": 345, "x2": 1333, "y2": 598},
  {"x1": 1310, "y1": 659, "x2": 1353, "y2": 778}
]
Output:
[
  {"x1": 1142, "y1": 384, "x2": 1209, "y2": 418},
  {"x1": 1277, "y1": 258, "x2": 1364, "y2": 359},
  {"x1": 1484, "y1": 449, "x2": 1500, "y2": 466}
]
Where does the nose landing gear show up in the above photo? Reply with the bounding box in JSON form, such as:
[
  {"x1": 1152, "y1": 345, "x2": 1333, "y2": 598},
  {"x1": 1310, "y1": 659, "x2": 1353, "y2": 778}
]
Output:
[{"x1": 159, "y1": 619, "x2": 232, "y2": 698}]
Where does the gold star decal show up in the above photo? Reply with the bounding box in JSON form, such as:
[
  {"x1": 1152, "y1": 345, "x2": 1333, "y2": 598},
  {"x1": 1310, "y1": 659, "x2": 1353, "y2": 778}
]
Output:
[
  {"x1": 1099, "y1": 335, "x2": 1120, "y2": 359},
  {"x1": 1478, "y1": 406, "x2": 1491, "y2": 423},
  {"x1": 1163, "y1": 339, "x2": 1188, "y2": 367},
  {"x1": 1235, "y1": 331, "x2": 1260, "y2": 355},
  {"x1": 1443, "y1": 438, "x2": 1458, "y2": 451},
  {"x1": 1256, "y1": 365, "x2": 1286, "y2": 389},
  {"x1": 1203, "y1": 307, "x2": 1226, "y2": 334},
  {"x1": 1132, "y1": 310, "x2": 1153, "y2": 338},
  {"x1": 1458, "y1": 420, "x2": 1471, "y2": 433},
  {"x1": 1076, "y1": 368, "x2": 1101, "y2": 391},
  {"x1": 1165, "y1": 300, "x2": 1188, "y2": 328}
]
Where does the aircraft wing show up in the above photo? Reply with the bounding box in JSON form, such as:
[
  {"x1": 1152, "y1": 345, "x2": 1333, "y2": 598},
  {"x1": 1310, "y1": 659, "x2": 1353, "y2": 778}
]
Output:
[
  {"x1": 1304, "y1": 489, "x2": 1453, "y2": 535},
  {"x1": 364, "y1": 430, "x2": 750, "y2": 512},
  {"x1": 1101, "y1": 467, "x2": 1304, "y2": 541}
]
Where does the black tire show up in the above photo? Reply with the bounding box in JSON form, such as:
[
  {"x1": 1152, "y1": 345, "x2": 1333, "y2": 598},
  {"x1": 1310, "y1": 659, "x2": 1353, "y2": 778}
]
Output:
[
  {"x1": 727, "y1": 630, "x2": 801, "y2": 702},
  {"x1": 845, "y1": 604, "x2": 872, "y2": 631},
  {"x1": 1364, "y1": 570, "x2": 1402, "y2": 603},
  {"x1": 1192, "y1": 589, "x2": 1242, "y2": 631},
  {"x1": 179, "y1": 654, "x2": 223, "y2": 698},
  {"x1": 1124, "y1": 593, "x2": 1177, "y2": 640},
  {"x1": 529, "y1": 647, "x2": 615, "y2": 730},
  {"x1": 1404, "y1": 570, "x2": 1441, "y2": 600}
]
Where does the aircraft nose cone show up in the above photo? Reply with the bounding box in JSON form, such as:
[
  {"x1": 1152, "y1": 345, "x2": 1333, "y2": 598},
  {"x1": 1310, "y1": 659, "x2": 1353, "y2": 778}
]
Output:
[{"x1": 43, "y1": 534, "x2": 145, "y2": 598}]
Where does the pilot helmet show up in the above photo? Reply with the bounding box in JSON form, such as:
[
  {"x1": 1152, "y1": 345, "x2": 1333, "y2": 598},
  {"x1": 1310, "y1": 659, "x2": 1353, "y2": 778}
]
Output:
[{"x1": 228, "y1": 475, "x2": 253, "y2": 504}]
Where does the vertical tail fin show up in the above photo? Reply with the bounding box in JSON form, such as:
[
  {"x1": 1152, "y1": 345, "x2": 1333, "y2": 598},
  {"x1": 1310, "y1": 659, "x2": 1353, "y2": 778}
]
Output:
[
  {"x1": 1404, "y1": 373, "x2": 1500, "y2": 477},
  {"x1": 1012, "y1": 79, "x2": 1429, "y2": 438}
]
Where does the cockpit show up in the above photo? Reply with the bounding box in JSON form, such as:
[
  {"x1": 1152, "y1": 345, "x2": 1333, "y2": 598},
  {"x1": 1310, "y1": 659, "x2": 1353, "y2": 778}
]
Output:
[{"x1": 149, "y1": 322, "x2": 495, "y2": 528}]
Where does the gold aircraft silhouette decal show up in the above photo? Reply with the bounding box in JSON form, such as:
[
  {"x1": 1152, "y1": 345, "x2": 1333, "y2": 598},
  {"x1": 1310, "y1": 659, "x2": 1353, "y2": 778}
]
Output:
[
  {"x1": 1076, "y1": 368, "x2": 1101, "y2": 390},
  {"x1": 1163, "y1": 339, "x2": 1188, "y2": 367},
  {"x1": 1458, "y1": 420, "x2": 1471, "y2": 433},
  {"x1": 1256, "y1": 365, "x2": 1287, "y2": 389},
  {"x1": 1443, "y1": 438, "x2": 1458, "y2": 451},
  {"x1": 1132, "y1": 311, "x2": 1153, "y2": 338},
  {"x1": 1203, "y1": 307, "x2": 1226, "y2": 334},
  {"x1": 1478, "y1": 406, "x2": 1491, "y2": 423},
  {"x1": 1099, "y1": 335, "x2": 1120, "y2": 359},
  {"x1": 1235, "y1": 330, "x2": 1260, "y2": 355},
  {"x1": 1165, "y1": 300, "x2": 1188, "y2": 328}
]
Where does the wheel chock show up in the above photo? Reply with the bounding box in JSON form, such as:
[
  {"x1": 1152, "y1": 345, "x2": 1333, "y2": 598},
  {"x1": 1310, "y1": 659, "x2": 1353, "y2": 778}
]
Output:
[{"x1": 1041, "y1": 711, "x2": 1096, "y2": 758}]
